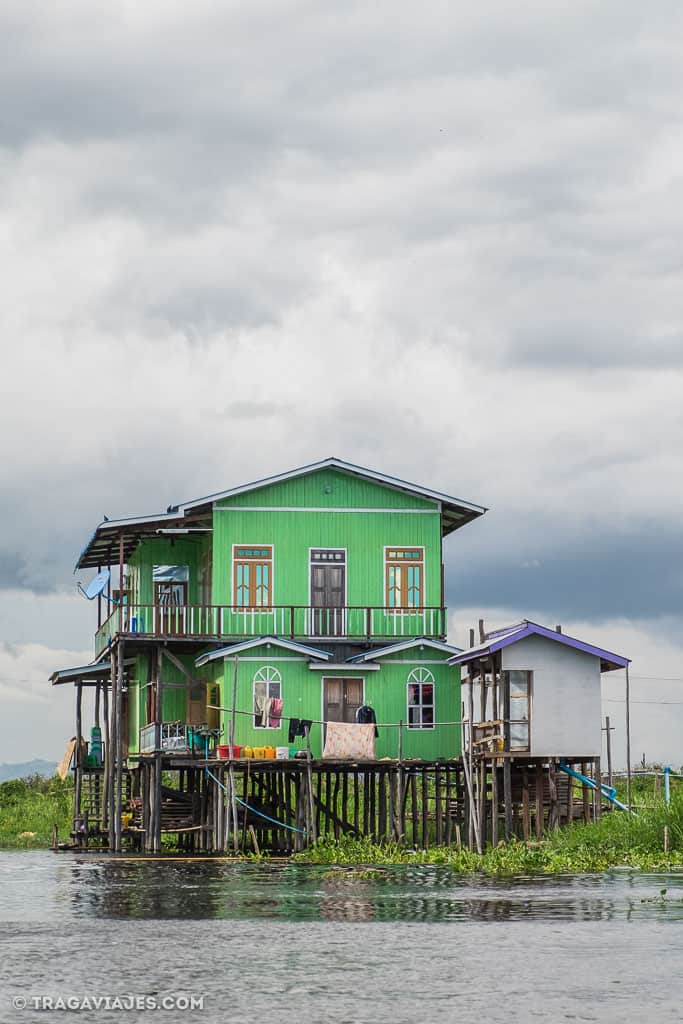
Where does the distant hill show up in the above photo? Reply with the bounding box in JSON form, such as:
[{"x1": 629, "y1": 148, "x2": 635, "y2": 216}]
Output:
[{"x1": 0, "y1": 760, "x2": 57, "y2": 783}]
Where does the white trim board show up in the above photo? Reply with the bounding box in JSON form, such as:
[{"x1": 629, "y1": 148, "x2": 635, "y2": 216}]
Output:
[
  {"x1": 309, "y1": 663, "x2": 379, "y2": 672},
  {"x1": 215, "y1": 507, "x2": 440, "y2": 514}
]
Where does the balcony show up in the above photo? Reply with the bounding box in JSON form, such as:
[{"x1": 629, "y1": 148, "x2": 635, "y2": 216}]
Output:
[{"x1": 95, "y1": 602, "x2": 447, "y2": 656}]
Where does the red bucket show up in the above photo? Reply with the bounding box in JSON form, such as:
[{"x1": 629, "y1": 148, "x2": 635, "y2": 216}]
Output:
[{"x1": 217, "y1": 744, "x2": 242, "y2": 759}]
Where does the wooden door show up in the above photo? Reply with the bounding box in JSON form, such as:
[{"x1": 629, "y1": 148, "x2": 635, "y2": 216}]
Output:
[
  {"x1": 323, "y1": 678, "x2": 364, "y2": 739},
  {"x1": 311, "y1": 563, "x2": 345, "y2": 636},
  {"x1": 187, "y1": 683, "x2": 207, "y2": 726}
]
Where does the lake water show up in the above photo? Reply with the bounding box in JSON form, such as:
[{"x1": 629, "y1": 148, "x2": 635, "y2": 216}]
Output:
[{"x1": 1, "y1": 852, "x2": 682, "y2": 1022}]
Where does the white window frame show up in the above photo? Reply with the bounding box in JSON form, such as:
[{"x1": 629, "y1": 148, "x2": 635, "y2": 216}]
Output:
[
  {"x1": 406, "y1": 666, "x2": 435, "y2": 730},
  {"x1": 253, "y1": 665, "x2": 283, "y2": 730}
]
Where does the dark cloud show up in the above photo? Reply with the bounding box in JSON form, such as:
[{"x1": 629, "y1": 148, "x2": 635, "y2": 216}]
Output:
[{"x1": 448, "y1": 523, "x2": 683, "y2": 621}]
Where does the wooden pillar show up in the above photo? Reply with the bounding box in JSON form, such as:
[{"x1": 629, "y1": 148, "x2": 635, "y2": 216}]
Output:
[
  {"x1": 74, "y1": 683, "x2": 83, "y2": 842},
  {"x1": 491, "y1": 760, "x2": 498, "y2": 847},
  {"x1": 581, "y1": 762, "x2": 590, "y2": 823},
  {"x1": 535, "y1": 763, "x2": 544, "y2": 840},
  {"x1": 594, "y1": 757, "x2": 602, "y2": 821},
  {"x1": 102, "y1": 678, "x2": 110, "y2": 834},
  {"x1": 114, "y1": 638, "x2": 125, "y2": 853},
  {"x1": 108, "y1": 648, "x2": 117, "y2": 850},
  {"x1": 503, "y1": 758, "x2": 513, "y2": 840},
  {"x1": 522, "y1": 769, "x2": 530, "y2": 840}
]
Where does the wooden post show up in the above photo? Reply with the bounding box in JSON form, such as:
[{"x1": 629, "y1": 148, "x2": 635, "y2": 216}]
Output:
[
  {"x1": 490, "y1": 760, "x2": 498, "y2": 847},
  {"x1": 625, "y1": 664, "x2": 632, "y2": 811},
  {"x1": 102, "y1": 676, "x2": 110, "y2": 833},
  {"x1": 594, "y1": 757, "x2": 602, "y2": 821},
  {"x1": 228, "y1": 656, "x2": 239, "y2": 853},
  {"x1": 604, "y1": 715, "x2": 613, "y2": 787},
  {"x1": 305, "y1": 725, "x2": 316, "y2": 843},
  {"x1": 114, "y1": 639, "x2": 125, "y2": 852},
  {"x1": 581, "y1": 762, "x2": 590, "y2": 823},
  {"x1": 503, "y1": 758, "x2": 513, "y2": 840},
  {"x1": 522, "y1": 769, "x2": 530, "y2": 840},
  {"x1": 108, "y1": 647, "x2": 117, "y2": 850},
  {"x1": 74, "y1": 683, "x2": 83, "y2": 842},
  {"x1": 535, "y1": 763, "x2": 544, "y2": 839}
]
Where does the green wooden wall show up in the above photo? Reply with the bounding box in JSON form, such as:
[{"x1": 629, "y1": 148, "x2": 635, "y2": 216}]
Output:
[{"x1": 212, "y1": 469, "x2": 442, "y2": 610}]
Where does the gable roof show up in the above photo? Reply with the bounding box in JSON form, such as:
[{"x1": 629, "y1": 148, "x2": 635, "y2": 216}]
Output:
[
  {"x1": 194, "y1": 636, "x2": 332, "y2": 667},
  {"x1": 75, "y1": 458, "x2": 486, "y2": 569},
  {"x1": 448, "y1": 621, "x2": 629, "y2": 673},
  {"x1": 348, "y1": 638, "x2": 463, "y2": 662}
]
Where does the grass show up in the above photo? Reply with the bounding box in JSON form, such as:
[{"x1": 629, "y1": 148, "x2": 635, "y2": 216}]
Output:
[
  {"x1": 293, "y1": 791, "x2": 683, "y2": 874},
  {"x1": 0, "y1": 775, "x2": 73, "y2": 849}
]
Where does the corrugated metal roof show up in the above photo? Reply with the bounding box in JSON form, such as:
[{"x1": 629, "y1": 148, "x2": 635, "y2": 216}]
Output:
[
  {"x1": 195, "y1": 637, "x2": 332, "y2": 667},
  {"x1": 75, "y1": 458, "x2": 487, "y2": 569},
  {"x1": 348, "y1": 638, "x2": 463, "y2": 662},
  {"x1": 49, "y1": 659, "x2": 135, "y2": 685},
  {"x1": 448, "y1": 620, "x2": 629, "y2": 673}
]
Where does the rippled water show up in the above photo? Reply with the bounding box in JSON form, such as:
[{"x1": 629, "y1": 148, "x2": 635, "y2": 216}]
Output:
[{"x1": 1, "y1": 852, "x2": 683, "y2": 1022}]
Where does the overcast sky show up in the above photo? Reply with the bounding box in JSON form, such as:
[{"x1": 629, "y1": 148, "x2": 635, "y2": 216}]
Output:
[{"x1": 2, "y1": 1, "x2": 682, "y2": 767}]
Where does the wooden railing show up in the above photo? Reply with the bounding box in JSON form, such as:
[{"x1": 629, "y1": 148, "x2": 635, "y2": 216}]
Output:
[{"x1": 96, "y1": 602, "x2": 447, "y2": 654}]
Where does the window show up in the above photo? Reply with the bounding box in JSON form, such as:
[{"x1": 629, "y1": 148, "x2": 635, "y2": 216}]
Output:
[
  {"x1": 504, "y1": 670, "x2": 532, "y2": 751},
  {"x1": 233, "y1": 546, "x2": 272, "y2": 609},
  {"x1": 407, "y1": 667, "x2": 435, "y2": 729},
  {"x1": 153, "y1": 565, "x2": 189, "y2": 606},
  {"x1": 253, "y1": 666, "x2": 282, "y2": 729},
  {"x1": 385, "y1": 548, "x2": 424, "y2": 610}
]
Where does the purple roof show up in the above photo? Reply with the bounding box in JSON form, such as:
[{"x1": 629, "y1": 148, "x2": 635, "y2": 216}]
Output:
[{"x1": 448, "y1": 620, "x2": 629, "y2": 673}]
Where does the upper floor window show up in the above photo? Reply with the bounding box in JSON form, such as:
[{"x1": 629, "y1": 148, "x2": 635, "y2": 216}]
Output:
[
  {"x1": 385, "y1": 547, "x2": 424, "y2": 610},
  {"x1": 233, "y1": 546, "x2": 272, "y2": 608},
  {"x1": 407, "y1": 667, "x2": 435, "y2": 729}
]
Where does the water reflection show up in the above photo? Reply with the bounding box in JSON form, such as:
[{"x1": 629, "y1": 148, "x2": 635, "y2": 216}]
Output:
[{"x1": 46, "y1": 858, "x2": 683, "y2": 923}]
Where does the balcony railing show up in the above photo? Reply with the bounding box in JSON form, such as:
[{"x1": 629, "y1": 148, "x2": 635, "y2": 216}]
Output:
[{"x1": 96, "y1": 602, "x2": 447, "y2": 655}]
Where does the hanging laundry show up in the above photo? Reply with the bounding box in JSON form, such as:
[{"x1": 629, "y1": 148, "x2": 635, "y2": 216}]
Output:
[
  {"x1": 269, "y1": 697, "x2": 283, "y2": 728},
  {"x1": 255, "y1": 695, "x2": 272, "y2": 728},
  {"x1": 288, "y1": 718, "x2": 312, "y2": 743},
  {"x1": 322, "y1": 722, "x2": 376, "y2": 760},
  {"x1": 355, "y1": 704, "x2": 379, "y2": 738}
]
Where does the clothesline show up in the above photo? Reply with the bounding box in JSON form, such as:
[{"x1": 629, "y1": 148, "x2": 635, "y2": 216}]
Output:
[{"x1": 207, "y1": 704, "x2": 463, "y2": 729}]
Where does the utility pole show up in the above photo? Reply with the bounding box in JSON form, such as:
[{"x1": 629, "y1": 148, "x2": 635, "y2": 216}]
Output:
[{"x1": 602, "y1": 716, "x2": 614, "y2": 787}]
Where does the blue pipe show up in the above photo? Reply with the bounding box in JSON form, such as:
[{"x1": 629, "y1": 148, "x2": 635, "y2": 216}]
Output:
[
  {"x1": 664, "y1": 766, "x2": 671, "y2": 806},
  {"x1": 558, "y1": 760, "x2": 635, "y2": 814}
]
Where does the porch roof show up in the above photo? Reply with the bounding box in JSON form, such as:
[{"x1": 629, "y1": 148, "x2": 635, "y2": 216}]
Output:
[
  {"x1": 448, "y1": 621, "x2": 630, "y2": 673},
  {"x1": 348, "y1": 637, "x2": 463, "y2": 662},
  {"x1": 49, "y1": 659, "x2": 135, "y2": 686},
  {"x1": 194, "y1": 636, "x2": 332, "y2": 667}
]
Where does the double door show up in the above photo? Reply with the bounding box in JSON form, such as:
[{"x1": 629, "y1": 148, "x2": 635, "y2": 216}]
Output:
[{"x1": 310, "y1": 549, "x2": 346, "y2": 636}]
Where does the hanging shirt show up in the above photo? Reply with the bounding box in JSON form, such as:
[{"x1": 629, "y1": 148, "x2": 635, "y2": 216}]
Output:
[{"x1": 355, "y1": 704, "x2": 379, "y2": 738}]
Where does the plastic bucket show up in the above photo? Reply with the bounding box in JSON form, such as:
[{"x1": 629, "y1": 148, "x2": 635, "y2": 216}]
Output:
[
  {"x1": 276, "y1": 746, "x2": 289, "y2": 760},
  {"x1": 217, "y1": 744, "x2": 242, "y2": 759}
]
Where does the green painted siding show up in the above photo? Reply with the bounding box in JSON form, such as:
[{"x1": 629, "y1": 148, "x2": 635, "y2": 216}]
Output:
[
  {"x1": 215, "y1": 651, "x2": 461, "y2": 760},
  {"x1": 216, "y1": 468, "x2": 437, "y2": 510},
  {"x1": 128, "y1": 536, "x2": 210, "y2": 606},
  {"x1": 212, "y1": 510, "x2": 441, "y2": 610}
]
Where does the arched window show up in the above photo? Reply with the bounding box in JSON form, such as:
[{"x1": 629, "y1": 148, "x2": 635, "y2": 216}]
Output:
[
  {"x1": 407, "y1": 667, "x2": 435, "y2": 729},
  {"x1": 253, "y1": 666, "x2": 282, "y2": 729}
]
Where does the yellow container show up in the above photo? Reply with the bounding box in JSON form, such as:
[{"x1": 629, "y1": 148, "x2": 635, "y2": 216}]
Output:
[
  {"x1": 253, "y1": 746, "x2": 266, "y2": 759},
  {"x1": 264, "y1": 746, "x2": 276, "y2": 759},
  {"x1": 243, "y1": 746, "x2": 253, "y2": 759}
]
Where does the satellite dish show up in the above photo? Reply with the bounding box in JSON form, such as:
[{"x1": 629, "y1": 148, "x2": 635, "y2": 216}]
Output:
[{"x1": 79, "y1": 569, "x2": 112, "y2": 601}]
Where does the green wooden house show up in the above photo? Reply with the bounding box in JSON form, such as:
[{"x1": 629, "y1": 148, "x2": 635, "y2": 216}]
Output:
[{"x1": 74, "y1": 459, "x2": 486, "y2": 762}]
